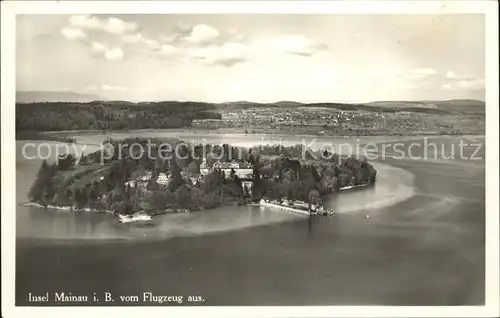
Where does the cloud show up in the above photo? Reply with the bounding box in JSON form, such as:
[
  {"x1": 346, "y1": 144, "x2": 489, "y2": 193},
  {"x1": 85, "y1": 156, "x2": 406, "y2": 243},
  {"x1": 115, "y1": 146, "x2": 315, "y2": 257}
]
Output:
[
  {"x1": 143, "y1": 24, "x2": 249, "y2": 64},
  {"x1": 143, "y1": 38, "x2": 161, "y2": 50},
  {"x1": 60, "y1": 27, "x2": 87, "y2": 40},
  {"x1": 85, "y1": 85, "x2": 126, "y2": 92},
  {"x1": 227, "y1": 29, "x2": 247, "y2": 42},
  {"x1": 274, "y1": 35, "x2": 328, "y2": 56},
  {"x1": 184, "y1": 24, "x2": 220, "y2": 45},
  {"x1": 189, "y1": 42, "x2": 248, "y2": 66},
  {"x1": 102, "y1": 85, "x2": 126, "y2": 92},
  {"x1": 90, "y1": 42, "x2": 124, "y2": 60},
  {"x1": 443, "y1": 71, "x2": 484, "y2": 91},
  {"x1": 408, "y1": 68, "x2": 438, "y2": 78},
  {"x1": 390, "y1": 68, "x2": 485, "y2": 92},
  {"x1": 446, "y1": 71, "x2": 457, "y2": 79},
  {"x1": 446, "y1": 70, "x2": 476, "y2": 81},
  {"x1": 442, "y1": 79, "x2": 485, "y2": 91},
  {"x1": 62, "y1": 15, "x2": 137, "y2": 60},
  {"x1": 121, "y1": 32, "x2": 144, "y2": 43},
  {"x1": 121, "y1": 32, "x2": 162, "y2": 52},
  {"x1": 105, "y1": 48, "x2": 124, "y2": 60},
  {"x1": 104, "y1": 17, "x2": 137, "y2": 34},
  {"x1": 69, "y1": 15, "x2": 101, "y2": 30},
  {"x1": 159, "y1": 23, "x2": 244, "y2": 47},
  {"x1": 159, "y1": 44, "x2": 179, "y2": 56},
  {"x1": 160, "y1": 33, "x2": 183, "y2": 44},
  {"x1": 117, "y1": 26, "x2": 324, "y2": 65},
  {"x1": 68, "y1": 15, "x2": 137, "y2": 35},
  {"x1": 91, "y1": 41, "x2": 107, "y2": 53}
]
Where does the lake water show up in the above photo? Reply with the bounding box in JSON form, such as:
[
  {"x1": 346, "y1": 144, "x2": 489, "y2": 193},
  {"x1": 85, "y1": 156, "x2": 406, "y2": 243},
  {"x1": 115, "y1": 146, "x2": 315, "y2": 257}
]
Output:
[
  {"x1": 64, "y1": 129, "x2": 430, "y2": 149},
  {"x1": 15, "y1": 136, "x2": 415, "y2": 241},
  {"x1": 15, "y1": 133, "x2": 485, "y2": 305}
]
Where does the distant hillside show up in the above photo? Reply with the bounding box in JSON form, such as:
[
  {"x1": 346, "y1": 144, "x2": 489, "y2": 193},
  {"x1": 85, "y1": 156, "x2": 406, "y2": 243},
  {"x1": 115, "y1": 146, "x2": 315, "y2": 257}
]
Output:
[
  {"x1": 363, "y1": 99, "x2": 485, "y2": 114},
  {"x1": 364, "y1": 101, "x2": 436, "y2": 108},
  {"x1": 271, "y1": 101, "x2": 305, "y2": 107},
  {"x1": 216, "y1": 100, "x2": 451, "y2": 114},
  {"x1": 16, "y1": 101, "x2": 221, "y2": 132},
  {"x1": 16, "y1": 91, "x2": 107, "y2": 103},
  {"x1": 16, "y1": 98, "x2": 484, "y2": 133},
  {"x1": 431, "y1": 100, "x2": 485, "y2": 114}
]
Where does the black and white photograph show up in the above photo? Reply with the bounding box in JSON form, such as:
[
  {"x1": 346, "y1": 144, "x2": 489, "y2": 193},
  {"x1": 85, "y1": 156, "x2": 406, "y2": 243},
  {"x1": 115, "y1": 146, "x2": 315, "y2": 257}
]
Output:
[{"x1": 1, "y1": 1, "x2": 499, "y2": 317}]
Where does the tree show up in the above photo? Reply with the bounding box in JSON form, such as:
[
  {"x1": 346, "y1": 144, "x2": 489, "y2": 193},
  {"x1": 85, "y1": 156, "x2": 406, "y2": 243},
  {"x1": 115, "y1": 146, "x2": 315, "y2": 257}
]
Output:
[
  {"x1": 225, "y1": 174, "x2": 243, "y2": 198},
  {"x1": 147, "y1": 178, "x2": 160, "y2": 191},
  {"x1": 28, "y1": 160, "x2": 57, "y2": 205},
  {"x1": 150, "y1": 191, "x2": 171, "y2": 212},
  {"x1": 311, "y1": 166, "x2": 321, "y2": 182},
  {"x1": 175, "y1": 185, "x2": 191, "y2": 208},
  {"x1": 57, "y1": 153, "x2": 76, "y2": 170},
  {"x1": 203, "y1": 190, "x2": 222, "y2": 208},
  {"x1": 222, "y1": 144, "x2": 230, "y2": 161},
  {"x1": 190, "y1": 187, "x2": 204, "y2": 208},
  {"x1": 281, "y1": 168, "x2": 296, "y2": 182},
  {"x1": 286, "y1": 180, "x2": 302, "y2": 201},
  {"x1": 331, "y1": 176, "x2": 340, "y2": 192},
  {"x1": 350, "y1": 175, "x2": 356, "y2": 186},
  {"x1": 186, "y1": 161, "x2": 200, "y2": 174},
  {"x1": 203, "y1": 170, "x2": 225, "y2": 193},
  {"x1": 168, "y1": 159, "x2": 185, "y2": 192},
  {"x1": 308, "y1": 189, "x2": 320, "y2": 211},
  {"x1": 176, "y1": 144, "x2": 191, "y2": 168}
]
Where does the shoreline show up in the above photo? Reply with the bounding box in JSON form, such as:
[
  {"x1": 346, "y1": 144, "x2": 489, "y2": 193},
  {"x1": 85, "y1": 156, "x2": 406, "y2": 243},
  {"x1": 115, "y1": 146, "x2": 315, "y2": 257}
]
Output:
[
  {"x1": 22, "y1": 182, "x2": 374, "y2": 220},
  {"x1": 22, "y1": 201, "x2": 248, "y2": 219},
  {"x1": 22, "y1": 202, "x2": 115, "y2": 215},
  {"x1": 25, "y1": 128, "x2": 485, "y2": 140}
]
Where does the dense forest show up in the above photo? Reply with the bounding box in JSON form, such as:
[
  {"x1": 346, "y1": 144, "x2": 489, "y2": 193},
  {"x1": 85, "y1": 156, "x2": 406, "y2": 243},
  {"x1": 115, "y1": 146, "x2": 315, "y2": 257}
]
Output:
[
  {"x1": 28, "y1": 137, "x2": 377, "y2": 215},
  {"x1": 16, "y1": 101, "x2": 222, "y2": 131}
]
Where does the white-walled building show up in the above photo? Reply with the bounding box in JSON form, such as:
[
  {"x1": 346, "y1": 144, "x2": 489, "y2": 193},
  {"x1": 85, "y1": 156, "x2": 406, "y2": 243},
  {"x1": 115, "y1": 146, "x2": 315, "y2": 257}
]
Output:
[
  {"x1": 124, "y1": 171, "x2": 170, "y2": 188},
  {"x1": 214, "y1": 160, "x2": 253, "y2": 179},
  {"x1": 200, "y1": 157, "x2": 254, "y2": 180},
  {"x1": 157, "y1": 173, "x2": 170, "y2": 185},
  {"x1": 200, "y1": 157, "x2": 210, "y2": 176}
]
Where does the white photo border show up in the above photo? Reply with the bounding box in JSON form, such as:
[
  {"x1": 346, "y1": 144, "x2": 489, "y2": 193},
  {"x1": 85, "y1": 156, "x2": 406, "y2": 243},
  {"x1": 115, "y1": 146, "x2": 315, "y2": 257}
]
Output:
[{"x1": 2, "y1": 1, "x2": 498, "y2": 317}]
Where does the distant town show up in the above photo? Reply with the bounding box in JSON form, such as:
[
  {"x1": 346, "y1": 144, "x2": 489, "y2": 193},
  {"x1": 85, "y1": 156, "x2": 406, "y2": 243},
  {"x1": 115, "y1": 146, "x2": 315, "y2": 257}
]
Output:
[{"x1": 192, "y1": 101, "x2": 485, "y2": 136}]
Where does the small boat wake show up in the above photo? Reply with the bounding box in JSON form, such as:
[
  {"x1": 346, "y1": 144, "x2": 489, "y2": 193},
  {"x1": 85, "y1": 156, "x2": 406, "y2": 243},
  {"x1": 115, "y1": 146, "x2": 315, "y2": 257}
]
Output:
[{"x1": 322, "y1": 162, "x2": 416, "y2": 214}]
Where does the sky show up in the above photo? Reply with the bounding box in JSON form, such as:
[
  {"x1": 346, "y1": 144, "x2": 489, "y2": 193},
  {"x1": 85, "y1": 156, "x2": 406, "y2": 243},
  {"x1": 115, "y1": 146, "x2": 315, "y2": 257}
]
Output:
[{"x1": 16, "y1": 14, "x2": 485, "y2": 103}]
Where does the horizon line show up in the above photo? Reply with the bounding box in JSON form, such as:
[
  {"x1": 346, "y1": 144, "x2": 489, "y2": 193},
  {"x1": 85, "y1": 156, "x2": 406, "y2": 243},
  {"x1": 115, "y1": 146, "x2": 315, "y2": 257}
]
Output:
[{"x1": 15, "y1": 91, "x2": 486, "y2": 105}]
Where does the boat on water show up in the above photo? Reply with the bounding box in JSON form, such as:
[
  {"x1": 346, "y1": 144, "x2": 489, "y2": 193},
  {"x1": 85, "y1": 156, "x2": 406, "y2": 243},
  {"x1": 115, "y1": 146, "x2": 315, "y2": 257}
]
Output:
[
  {"x1": 339, "y1": 183, "x2": 370, "y2": 192},
  {"x1": 118, "y1": 212, "x2": 153, "y2": 223},
  {"x1": 314, "y1": 205, "x2": 335, "y2": 216}
]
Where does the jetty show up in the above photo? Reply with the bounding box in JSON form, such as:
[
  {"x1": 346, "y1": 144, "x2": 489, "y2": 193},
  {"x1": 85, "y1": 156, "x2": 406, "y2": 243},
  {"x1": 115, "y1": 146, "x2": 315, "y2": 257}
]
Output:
[
  {"x1": 259, "y1": 200, "x2": 311, "y2": 216},
  {"x1": 258, "y1": 199, "x2": 334, "y2": 216}
]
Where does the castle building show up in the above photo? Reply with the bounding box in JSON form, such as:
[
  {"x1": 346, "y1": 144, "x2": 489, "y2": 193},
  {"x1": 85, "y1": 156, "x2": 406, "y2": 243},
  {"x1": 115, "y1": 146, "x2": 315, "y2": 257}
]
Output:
[
  {"x1": 213, "y1": 160, "x2": 254, "y2": 179},
  {"x1": 200, "y1": 157, "x2": 254, "y2": 180}
]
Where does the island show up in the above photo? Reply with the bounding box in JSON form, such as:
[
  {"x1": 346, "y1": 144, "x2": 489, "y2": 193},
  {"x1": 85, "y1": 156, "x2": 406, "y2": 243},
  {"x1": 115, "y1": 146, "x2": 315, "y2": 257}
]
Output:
[{"x1": 27, "y1": 137, "x2": 377, "y2": 220}]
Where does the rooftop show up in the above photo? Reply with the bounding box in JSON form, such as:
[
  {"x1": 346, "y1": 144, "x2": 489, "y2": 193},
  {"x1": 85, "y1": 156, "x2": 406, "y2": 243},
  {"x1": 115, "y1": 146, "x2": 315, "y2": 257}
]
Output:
[{"x1": 213, "y1": 160, "x2": 253, "y2": 169}]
